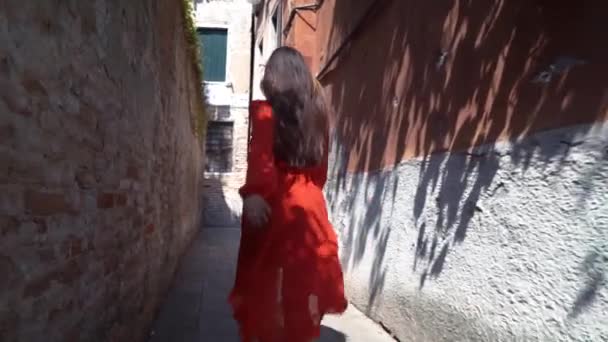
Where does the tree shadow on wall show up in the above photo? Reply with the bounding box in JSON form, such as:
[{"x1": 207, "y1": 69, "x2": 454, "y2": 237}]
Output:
[
  {"x1": 568, "y1": 248, "x2": 607, "y2": 319},
  {"x1": 323, "y1": 0, "x2": 608, "y2": 306}
]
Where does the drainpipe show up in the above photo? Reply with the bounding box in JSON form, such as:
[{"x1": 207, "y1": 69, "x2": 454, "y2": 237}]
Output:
[{"x1": 282, "y1": 0, "x2": 324, "y2": 37}]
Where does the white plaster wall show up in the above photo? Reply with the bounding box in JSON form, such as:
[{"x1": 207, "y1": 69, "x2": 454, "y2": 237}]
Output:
[
  {"x1": 325, "y1": 122, "x2": 608, "y2": 341},
  {"x1": 195, "y1": 0, "x2": 252, "y2": 227},
  {"x1": 195, "y1": 0, "x2": 252, "y2": 94},
  {"x1": 251, "y1": 0, "x2": 282, "y2": 100},
  {"x1": 251, "y1": 42, "x2": 265, "y2": 100}
]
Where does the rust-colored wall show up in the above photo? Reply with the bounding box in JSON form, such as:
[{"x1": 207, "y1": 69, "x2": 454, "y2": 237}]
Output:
[
  {"x1": 316, "y1": 0, "x2": 374, "y2": 70},
  {"x1": 284, "y1": 3, "x2": 319, "y2": 73},
  {"x1": 315, "y1": 0, "x2": 608, "y2": 172}
]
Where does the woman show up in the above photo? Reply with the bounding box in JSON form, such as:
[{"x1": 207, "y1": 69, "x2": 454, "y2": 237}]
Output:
[{"x1": 229, "y1": 47, "x2": 348, "y2": 342}]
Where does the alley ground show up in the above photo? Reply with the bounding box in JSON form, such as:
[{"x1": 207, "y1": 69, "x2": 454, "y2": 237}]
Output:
[{"x1": 148, "y1": 227, "x2": 396, "y2": 342}]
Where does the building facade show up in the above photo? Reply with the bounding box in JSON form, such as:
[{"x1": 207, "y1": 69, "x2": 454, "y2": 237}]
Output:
[
  {"x1": 253, "y1": 1, "x2": 608, "y2": 341},
  {"x1": 251, "y1": 0, "x2": 321, "y2": 97},
  {"x1": 194, "y1": 0, "x2": 252, "y2": 227}
]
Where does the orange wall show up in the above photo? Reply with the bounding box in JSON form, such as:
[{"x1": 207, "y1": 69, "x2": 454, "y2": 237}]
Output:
[
  {"x1": 315, "y1": 0, "x2": 374, "y2": 72},
  {"x1": 284, "y1": 2, "x2": 319, "y2": 73},
  {"x1": 311, "y1": 0, "x2": 608, "y2": 172}
]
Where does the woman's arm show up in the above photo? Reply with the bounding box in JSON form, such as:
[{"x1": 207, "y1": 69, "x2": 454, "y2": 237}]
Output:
[{"x1": 239, "y1": 100, "x2": 278, "y2": 201}]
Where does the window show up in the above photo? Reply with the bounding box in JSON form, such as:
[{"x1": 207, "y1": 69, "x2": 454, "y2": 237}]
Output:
[
  {"x1": 205, "y1": 121, "x2": 233, "y2": 173},
  {"x1": 198, "y1": 28, "x2": 228, "y2": 82},
  {"x1": 208, "y1": 105, "x2": 231, "y2": 121}
]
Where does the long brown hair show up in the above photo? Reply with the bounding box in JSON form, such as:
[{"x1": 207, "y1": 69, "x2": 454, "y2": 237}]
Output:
[{"x1": 261, "y1": 47, "x2": 328, "y2": 168}]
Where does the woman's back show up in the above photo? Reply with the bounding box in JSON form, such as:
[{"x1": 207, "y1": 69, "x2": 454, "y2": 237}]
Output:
[
  {"x1": 231, "y1": 100, "x2": 347, "y2": 342},
  {"x1": 240, "y1": 100, "x2": 328, "y2": 200},
  {"x1": 231, "y1": 47, "x2": 346, "y2": 342}
]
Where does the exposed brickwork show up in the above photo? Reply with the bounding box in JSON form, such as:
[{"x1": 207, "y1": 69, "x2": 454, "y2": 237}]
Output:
[
  {"x1": 0, "y1": 1, "x2": 204, "y2": 341},
  {"x1": 25, "y1": 191, "x2": 76, "y2": 216},
  {"x1": 202, "y1": 106, "x2": 249, "y2": 227}
]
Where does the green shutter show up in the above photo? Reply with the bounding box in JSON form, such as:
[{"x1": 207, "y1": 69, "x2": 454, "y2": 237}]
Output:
[{"x1": 198, "y1": 28, "x2": 227, "y2": 82}]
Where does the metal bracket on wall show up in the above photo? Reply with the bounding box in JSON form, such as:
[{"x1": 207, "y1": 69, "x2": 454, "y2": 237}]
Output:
[{"x1": 282, "y1": 0, "x2": 325, "y2": 37}]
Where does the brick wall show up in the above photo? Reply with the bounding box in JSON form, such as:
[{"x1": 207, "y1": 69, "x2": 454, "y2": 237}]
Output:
[{"x1": 0, "y1": 1, "x2": 204, "y2": 341}]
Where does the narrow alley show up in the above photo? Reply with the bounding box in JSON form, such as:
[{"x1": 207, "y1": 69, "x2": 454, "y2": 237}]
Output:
[
  {"x1": 2, "y1": 0, "x2": 607, "y2": 341},
  {"x1": 148, "y1": 227, "x2": 396, "y2": 342}
]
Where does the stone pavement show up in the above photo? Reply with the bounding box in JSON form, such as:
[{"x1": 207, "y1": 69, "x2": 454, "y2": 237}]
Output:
[{"x1": 148, "y1": 227, "x2": 395, "y2": 342}]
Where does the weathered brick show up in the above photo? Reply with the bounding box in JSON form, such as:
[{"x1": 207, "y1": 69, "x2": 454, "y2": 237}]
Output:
[
  {"x1": 126, "y1": 163, "x2": 140, "y2": 180},
  {"x1": 144, "y1": 223, "x2": 155, "y2": 235},
  {"x1": 119, "y1": 179, "x2": 132, "y2": 190},
  {"x1": 33, "y1": 218, "x2": 47, "y2": 234},
  {"x1": 103, "y1": 254, "x2": 120, "y2": 276},
  {"x1": 62, "y1": 323, "x2": 81, "y2": 342},
  {"x1": 97, "y1": 193, "x2": 115, "y2": 209},
  {"x1": 94, "y1": 229, "x2": 119, "y2": 251},
  {"x1": 26, "y1": 190, "x2": 75, "y2": 216},
  {"x1": 21, "y1": 77, "x2": 48, "y2": 98},
  {"x1": 0, "y1": 254, "x2": 22, "y2": 293},
  {"x1": 115, "y1": 193, "x2": 127, "y2": 207},
  {"x1": 61, "y1": 235, "x2": 84, "y2": 259},
  {"x1": 0, "y1": 216, "x2": 19, "y2": 237},
  {"x1": 108, "y1": 324, "x2": 128, "y2": 342},
  {"x1": 0, "y1": 154, "x2": 10, "y2": 183},
  {"x1": 37, "y1": 247, "x2": 57, "y2": 264},
  {"x1": 5, "y1": 153, "x2": 46, "y2": 185},
  {"x1": 3, "y1": 0, "x2": 205, "y2": 339},
  {"x1": 133, "y1": 214, "x2": 144, "y2": 228},
  {"x1": 0, "y1": 124, "x2": 15, "y2": 144},
  {"x1": 46, "y1": 162, "x2": 76, "y2": 187},
  {"x1": 0, "y1": 308, "x2": 18, "y2": 341},
  {"x1": 75, "y1": 169, "x2": 96, "y2": 189},
  {"x1": 0, "y1": 185, "x2": 24, "y2": 215},
  {"x1": 23, "y1": 260, "x2": 82, "y2": 298},
  {"x1": 0, "y1": 80, "x2": 32, "y2": 116},
  {"x1": 47, "y1": 300, "x2": 74, "y2": 324}
]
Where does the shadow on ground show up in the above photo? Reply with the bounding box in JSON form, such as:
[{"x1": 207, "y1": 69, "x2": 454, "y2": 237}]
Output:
[
  {"x1": 320, "y1": 326, "x2": 347, "y2": 342},
  {"x1": 148, "y1": 226, "x2": 394, "y2": 341}
]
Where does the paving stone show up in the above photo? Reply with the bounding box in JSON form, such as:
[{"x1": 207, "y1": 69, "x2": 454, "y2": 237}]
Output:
[{"x1": 150, "y1": 227, "x2": 395, "y2": 342}]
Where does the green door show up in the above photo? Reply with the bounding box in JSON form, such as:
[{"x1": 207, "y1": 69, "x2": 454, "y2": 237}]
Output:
[{"x1": 198, "y1": 28, "x2": 228, "y2": 82}]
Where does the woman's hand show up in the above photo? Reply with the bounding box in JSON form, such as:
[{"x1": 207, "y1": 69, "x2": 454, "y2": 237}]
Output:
[{"x1": 243, "y1": 195, "x2": 271, "y2": 227}]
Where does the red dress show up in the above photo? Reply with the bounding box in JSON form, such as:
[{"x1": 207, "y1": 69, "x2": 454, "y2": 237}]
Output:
[{"x1": 229, "y1": 100, "x2": 347, "y2": 342}]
